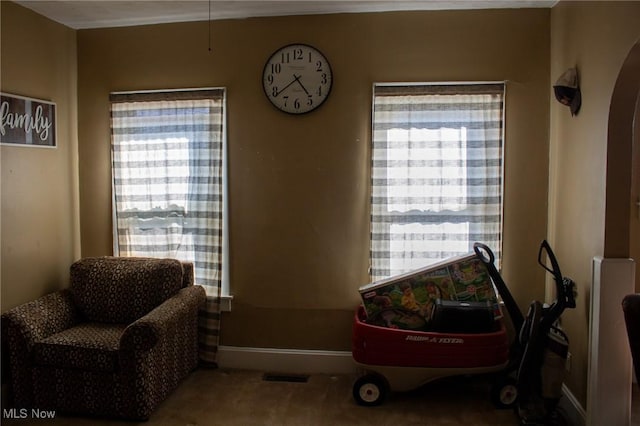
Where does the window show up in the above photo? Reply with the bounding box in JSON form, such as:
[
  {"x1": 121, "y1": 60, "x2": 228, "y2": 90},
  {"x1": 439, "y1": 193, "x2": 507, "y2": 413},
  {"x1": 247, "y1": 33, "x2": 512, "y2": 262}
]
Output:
[
  {"x1": 110, "y1": 89, "x2": 227, "y2": 297},
  {"x1": 370, "y1": 83, "x2": 505, "y2": 281}
]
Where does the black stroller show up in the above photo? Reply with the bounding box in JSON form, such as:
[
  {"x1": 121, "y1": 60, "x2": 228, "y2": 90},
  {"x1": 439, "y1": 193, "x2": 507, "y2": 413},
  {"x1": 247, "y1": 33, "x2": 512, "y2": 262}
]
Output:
[{"x1": 474, "y1": 240, "x2": 576, "y2": 425}]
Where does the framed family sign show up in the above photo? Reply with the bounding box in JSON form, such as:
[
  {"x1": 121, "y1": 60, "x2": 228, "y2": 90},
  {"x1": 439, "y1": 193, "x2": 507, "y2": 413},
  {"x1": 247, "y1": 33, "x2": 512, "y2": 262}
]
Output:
[{"x1": 0, "y1": 92, "x2": 56, "y2": 148}]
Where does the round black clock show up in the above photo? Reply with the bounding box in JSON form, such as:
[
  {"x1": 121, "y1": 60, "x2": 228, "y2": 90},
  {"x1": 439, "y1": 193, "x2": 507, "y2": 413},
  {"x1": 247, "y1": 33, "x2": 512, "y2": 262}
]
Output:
[{"x1": 262, "y1": 44, "x2": 333, "y2": 114}]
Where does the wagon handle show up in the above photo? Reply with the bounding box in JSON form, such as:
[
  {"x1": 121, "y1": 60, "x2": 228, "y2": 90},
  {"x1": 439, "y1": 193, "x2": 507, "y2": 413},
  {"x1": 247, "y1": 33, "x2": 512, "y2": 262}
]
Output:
[
  {"x1": 473, "y1": 242, "x2": 525, "y2": 333},
  {"x1": 473, "y1": 242, "x2": 495, "y2": 265}
]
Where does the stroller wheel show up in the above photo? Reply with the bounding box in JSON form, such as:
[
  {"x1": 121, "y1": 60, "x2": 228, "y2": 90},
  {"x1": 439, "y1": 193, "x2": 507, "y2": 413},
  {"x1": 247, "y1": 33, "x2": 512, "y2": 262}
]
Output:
[
  {"x1": 491, "y1": 376, "x2": 518, "y2": 409},
  {"x1": 353, "y1": 374, "x2": 387, "y2": 406}
]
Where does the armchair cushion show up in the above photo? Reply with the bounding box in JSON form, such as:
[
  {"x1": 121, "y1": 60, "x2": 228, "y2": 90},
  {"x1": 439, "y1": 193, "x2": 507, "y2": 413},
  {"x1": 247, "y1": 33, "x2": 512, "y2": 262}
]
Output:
[
  {"x1": 70, "y1": 257, "x2": 185, "y2": 323},
  {"x1": 33, "y1": 323, "x2": 126, "y2": 373}
]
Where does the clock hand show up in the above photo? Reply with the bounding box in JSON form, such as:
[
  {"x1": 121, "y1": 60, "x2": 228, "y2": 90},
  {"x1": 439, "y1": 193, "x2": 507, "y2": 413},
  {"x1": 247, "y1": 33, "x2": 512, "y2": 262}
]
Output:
[
  {"x1": 293, "y1": 75, "x2": 310, "y2": 95},
  {"x1": 274, "y1": 77, "x2": 298, "y2": 97}
]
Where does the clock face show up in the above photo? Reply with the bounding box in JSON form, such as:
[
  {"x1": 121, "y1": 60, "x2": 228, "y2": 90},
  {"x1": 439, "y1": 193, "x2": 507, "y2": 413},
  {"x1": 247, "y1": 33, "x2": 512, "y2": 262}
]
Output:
[{"x1": 262, "y1": 44, "x2": 333, "y2": 114}]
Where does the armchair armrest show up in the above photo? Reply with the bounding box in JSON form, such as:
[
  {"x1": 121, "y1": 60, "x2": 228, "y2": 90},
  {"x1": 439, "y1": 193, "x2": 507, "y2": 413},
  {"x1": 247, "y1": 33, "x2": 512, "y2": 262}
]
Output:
[
  {"x1": 119, "y1": 284, "x2": 205, "y2": 415},
  {"x1": 120, "y1": 284, "x2": 206, "y2": 353},
  {"x1": 118, "y1": 284, "x2": 205, "y2": 419},
  {"x1": 1, "y1": 289, "x2": 77, "y2": 408},
  {"x1": 2, "y1": 289, "x2": 77, "y2": 351}
]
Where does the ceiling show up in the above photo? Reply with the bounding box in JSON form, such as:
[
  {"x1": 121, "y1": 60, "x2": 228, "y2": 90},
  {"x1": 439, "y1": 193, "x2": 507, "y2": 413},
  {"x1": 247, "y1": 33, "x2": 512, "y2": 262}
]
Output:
[{"x1": 13, "y1": 0, "x2": 557, "y2": 30}]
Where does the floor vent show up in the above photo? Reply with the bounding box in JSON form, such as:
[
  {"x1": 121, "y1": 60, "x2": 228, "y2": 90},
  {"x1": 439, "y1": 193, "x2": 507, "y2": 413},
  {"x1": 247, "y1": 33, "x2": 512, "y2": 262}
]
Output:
[{"x1": 262, "y1": 373, "x2": 309, "y2": 383}]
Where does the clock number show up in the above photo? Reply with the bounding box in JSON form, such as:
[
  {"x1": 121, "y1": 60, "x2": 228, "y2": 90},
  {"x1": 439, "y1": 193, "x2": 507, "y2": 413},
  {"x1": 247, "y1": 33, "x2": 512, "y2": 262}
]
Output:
[
  {"x1": 281, "y1": 52, "x2": 290, "y2": 63},
  {"x1": 294, "y1": 98, "x2": 301, "y2": 110},
  {"x1": 316, "y1": 60, "x2": 323, "y2": 72},
  {"x1": 267, "y1": 74, "x2": 274, "y2": 85},
  {"x1": 283, "y1": 96, "x2": 289, "y2": 106},
  {"x1": 271, "y1": 63, "x2": 281, "y2": 74},
  {"x1": 321, "y1": 73, "x2": 328, "y2": 85},
  {"x1": 293, "y1": 48, "x2": 303, "y2": 60},
  {"x1": 316, "y1": 86, "x2": 323, "y2": 97},
  {"x1": 272, "y1": 86, "x2": 279, "y2": 97},
  {"x1": 307, "y1": 95, "x2": 313, "y2": 106}
]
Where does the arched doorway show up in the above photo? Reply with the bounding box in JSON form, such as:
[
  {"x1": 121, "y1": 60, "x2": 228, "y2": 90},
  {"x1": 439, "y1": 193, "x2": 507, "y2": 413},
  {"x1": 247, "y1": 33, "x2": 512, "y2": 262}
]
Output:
[
  {"x1": 602, "y1": 38, "x2": 640, "y2": 425},
  {"x1": 604, "y1": 39, "x2": 640, "y2": 259}
]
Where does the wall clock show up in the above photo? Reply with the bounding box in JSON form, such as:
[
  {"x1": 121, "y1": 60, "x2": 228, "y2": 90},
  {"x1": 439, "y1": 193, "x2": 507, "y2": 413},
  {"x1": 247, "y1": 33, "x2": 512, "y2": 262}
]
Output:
[{"x1": 262, "y1": 43, "x2": 333, "y2": 114}]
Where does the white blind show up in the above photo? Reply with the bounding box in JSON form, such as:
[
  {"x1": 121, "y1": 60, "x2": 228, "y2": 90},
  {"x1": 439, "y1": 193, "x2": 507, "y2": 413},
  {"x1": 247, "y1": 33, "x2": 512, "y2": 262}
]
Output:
[
  {"x1": 110, "y1": 89, "x2": 225, "y2": 289},
  {"x1": 370, "y1": 83, "x2": 505, "y2": 281}
]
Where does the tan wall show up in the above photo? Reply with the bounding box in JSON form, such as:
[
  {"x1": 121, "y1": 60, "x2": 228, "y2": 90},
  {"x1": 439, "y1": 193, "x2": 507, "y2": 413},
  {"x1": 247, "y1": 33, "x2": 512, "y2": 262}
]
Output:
[
  {"x1": 0, "y1": 2, "x2": 79, "y2": 312},
  {"x1": 5, "y1": 0, "x2": 640, "y2": 408},
  {"x1": 77, "y1": 9, "x2": 551, "y2": 351},
  {"x1": 549, "y1": 0, "x2": 640, "y2": 408}
]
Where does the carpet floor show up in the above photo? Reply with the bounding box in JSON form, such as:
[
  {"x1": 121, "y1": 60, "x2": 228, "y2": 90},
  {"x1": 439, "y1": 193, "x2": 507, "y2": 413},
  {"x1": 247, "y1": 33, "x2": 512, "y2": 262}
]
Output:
[{"x1": 3, "y1": 368, "x2": 559, "y2": 425}]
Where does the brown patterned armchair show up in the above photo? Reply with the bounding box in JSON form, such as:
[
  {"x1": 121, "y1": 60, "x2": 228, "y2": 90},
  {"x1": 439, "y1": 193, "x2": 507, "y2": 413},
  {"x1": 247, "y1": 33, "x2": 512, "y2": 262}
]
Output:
[{"x1": 1, "y1": 257, "x2": 206, "y2": 420}]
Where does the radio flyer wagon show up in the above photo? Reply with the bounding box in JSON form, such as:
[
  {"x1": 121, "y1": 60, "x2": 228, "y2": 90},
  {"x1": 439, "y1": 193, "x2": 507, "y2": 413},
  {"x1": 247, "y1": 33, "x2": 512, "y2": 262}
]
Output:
[
  {"x1": 352, "y1": 240, "x2": 575, "y2": 424},
  {"x1": 352, "y1": 304, "x2": 511, "y2": 406}
]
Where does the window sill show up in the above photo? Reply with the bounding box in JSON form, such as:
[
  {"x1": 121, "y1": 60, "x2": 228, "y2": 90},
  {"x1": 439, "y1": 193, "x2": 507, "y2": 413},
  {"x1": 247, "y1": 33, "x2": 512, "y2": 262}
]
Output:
[
  {"x1": 200, "y1": 285, "x2": 233, "y2": 312},
  {"x1": 220, "y1": 295, "x2": 233, "y2": 312}
]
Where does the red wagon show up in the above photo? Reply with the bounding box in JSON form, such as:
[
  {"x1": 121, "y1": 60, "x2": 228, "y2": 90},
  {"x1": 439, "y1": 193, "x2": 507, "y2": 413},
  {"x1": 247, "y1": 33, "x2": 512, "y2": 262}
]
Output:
[
  {"x1": 351, "y1": 240, "x2": 575, "y2": 422},
  {"x1": 351, "y1": 305, "x2": 512, "y2": 406}
]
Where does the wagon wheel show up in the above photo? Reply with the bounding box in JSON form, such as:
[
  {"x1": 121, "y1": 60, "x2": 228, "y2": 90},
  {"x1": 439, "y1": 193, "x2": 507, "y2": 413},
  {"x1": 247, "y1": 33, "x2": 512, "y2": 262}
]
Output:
[
  {"x1": 352, "y1": 374, "x2": 388, "y2": 406},
  {"x1": 491, "y1": 374, "x2": 518, "y2": 409}
]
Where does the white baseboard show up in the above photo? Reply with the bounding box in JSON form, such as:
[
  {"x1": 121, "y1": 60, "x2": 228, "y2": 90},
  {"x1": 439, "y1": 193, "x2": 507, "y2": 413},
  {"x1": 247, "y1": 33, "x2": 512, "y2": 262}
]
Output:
[{"x1": 217, "y1": 345, "x2": 356, "y2": 375}]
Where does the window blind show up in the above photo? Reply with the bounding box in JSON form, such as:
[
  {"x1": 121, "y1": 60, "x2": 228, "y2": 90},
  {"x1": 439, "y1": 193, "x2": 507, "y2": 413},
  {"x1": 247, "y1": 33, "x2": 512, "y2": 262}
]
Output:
[
  {"x1": 110, "y1": 88, "x2": 225, "y2": 363},
  {"x1": 370, "y1": 83, "x2": 505, "y2": 281}
]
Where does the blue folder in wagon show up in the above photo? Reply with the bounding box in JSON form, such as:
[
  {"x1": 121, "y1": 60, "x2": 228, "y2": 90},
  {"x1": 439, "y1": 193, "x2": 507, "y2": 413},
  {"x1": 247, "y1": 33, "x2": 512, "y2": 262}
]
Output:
[{"x1": 359, "y1": 253, "x2": 502, "y2": 331}]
